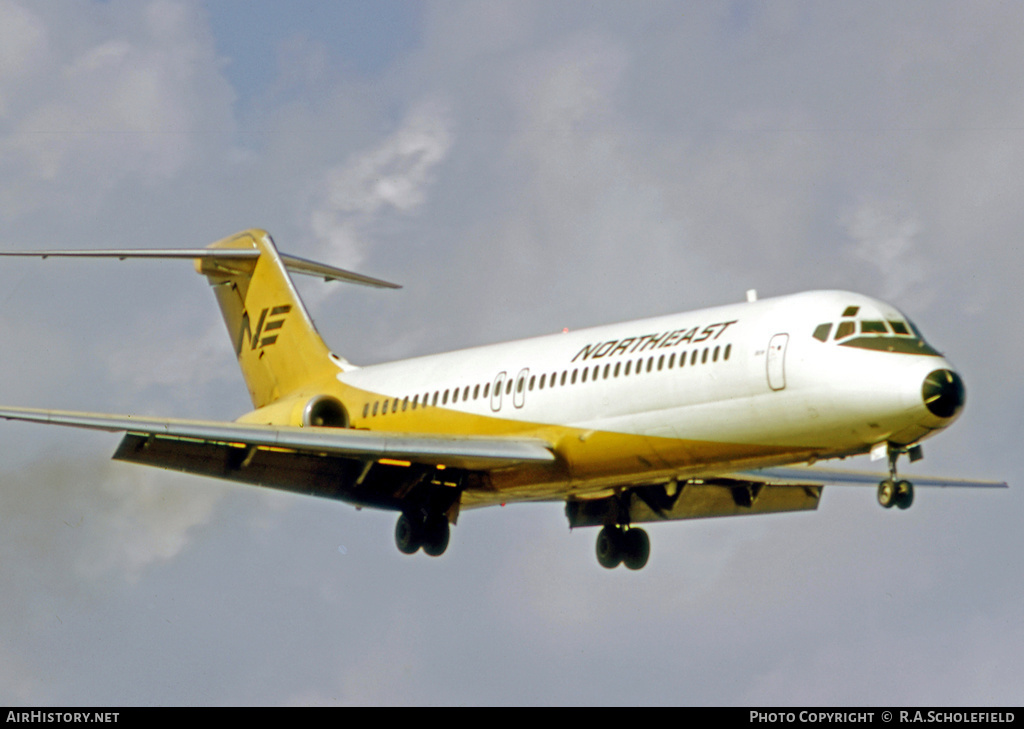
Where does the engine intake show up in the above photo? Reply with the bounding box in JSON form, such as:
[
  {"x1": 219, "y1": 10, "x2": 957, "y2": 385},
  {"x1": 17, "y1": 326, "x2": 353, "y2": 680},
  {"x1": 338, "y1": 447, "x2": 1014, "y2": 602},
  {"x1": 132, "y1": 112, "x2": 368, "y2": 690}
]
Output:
[{"x1": 302, "y1": 395, "x2": 349, "y2": 428}]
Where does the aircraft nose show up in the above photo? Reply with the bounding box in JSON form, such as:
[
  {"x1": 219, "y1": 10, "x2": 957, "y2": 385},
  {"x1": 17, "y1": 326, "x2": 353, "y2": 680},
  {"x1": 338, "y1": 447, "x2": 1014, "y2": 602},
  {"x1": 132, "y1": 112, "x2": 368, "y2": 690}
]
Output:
[{"x1": 922, "y1": 368, "x2": 965, "y2": 419}]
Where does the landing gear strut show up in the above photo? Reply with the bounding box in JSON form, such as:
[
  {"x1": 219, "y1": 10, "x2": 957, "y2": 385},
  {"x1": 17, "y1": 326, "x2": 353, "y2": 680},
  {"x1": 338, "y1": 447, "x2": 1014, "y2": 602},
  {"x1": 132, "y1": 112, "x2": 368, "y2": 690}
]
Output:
[
  {"x1": 877, "y1": 445, "x2": 915, "y2": 510},
  {"x1": 595, "y1": 524, "x2": 650, "y2": 570}
]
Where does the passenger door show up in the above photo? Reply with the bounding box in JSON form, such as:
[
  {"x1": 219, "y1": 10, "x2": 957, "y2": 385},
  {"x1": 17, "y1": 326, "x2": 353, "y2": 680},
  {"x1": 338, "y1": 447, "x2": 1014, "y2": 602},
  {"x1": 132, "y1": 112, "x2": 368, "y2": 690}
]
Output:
[
  {"x1": 767, "y1": 333, "x2": 789, "y2": 391},
  {"x1": 490, "y1": 371, "x2": 507, "y2": 412},
  {"x1": 513, "y1": 368, "x2": 530, "y2": 409}
]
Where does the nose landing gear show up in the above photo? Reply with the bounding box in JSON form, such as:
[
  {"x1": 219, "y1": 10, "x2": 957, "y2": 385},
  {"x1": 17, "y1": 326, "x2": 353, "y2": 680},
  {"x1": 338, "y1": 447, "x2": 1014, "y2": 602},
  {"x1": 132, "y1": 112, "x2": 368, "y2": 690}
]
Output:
[
  {"x1": 877, "y1": 478, "x2": 914, "y2": 509},
  {"x1": 877, "y1": 444, "x2": 916, "y2": 510}
]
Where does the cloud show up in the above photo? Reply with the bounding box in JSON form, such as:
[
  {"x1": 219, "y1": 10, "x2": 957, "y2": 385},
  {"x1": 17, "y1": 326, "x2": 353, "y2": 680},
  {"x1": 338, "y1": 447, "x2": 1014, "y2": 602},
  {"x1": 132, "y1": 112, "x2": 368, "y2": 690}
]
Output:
[
  {"x1": 0, "y1": 457, "x2": 221, "y2": 588},
  {"x1": 0, "y1": 1, "x2": 48, "y2": 117},
  {"x1": 306, "y1": 101, "x2": 453, "y2": 270},
  {"x1": 0, "y1": 0, "x2": 235, "y2": 215},
  {"x1": 841, "y1": 199, "x2": 929, "y2": 304}
]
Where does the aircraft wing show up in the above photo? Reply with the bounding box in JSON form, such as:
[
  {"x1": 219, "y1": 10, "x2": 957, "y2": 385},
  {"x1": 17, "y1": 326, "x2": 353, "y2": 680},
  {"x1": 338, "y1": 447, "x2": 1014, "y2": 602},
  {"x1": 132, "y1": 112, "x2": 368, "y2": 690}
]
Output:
[
  {"x1": 729, "y1": 465, "x2": 1008, "y2": 489},
  {"x1": 0, "y1": 406, "x2": 555, "y2": 472}
]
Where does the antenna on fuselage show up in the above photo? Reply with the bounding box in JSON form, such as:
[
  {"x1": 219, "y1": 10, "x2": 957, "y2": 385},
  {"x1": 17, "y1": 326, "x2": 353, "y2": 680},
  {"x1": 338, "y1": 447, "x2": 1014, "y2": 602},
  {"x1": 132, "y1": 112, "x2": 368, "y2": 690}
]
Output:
[{"x1": 746, "y1": 289, "x2": 758, "y2": 302}]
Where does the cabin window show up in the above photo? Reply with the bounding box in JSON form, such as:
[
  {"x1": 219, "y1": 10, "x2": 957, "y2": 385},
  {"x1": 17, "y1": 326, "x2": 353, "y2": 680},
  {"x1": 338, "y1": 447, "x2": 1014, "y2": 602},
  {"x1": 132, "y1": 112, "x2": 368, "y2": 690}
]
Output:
[
  {"x1": 473, "y1": 385, "x2": 480, "y2": 399},
  {"x1": 561, "y1": 371, "x2": 567, "y2": 386},
  {"x1": 372, "y1": 401, "x2": 379, "y2": 416},
  {"x1": 813, "y1": 323, "x2": 832, "y2": 342},
  {"x1": 679, "y1": 351, "x2": 686, "y2": 367},
  {"x1": 539, "y1": 374, "x2": 546, "y2": 389},
  {"x1": 691, "y1": 350, "x2": 699, "y2": 366},
  {"x1": 363, "y1": 403, "x2": 369, "y2": 418},
  {"x1": 529, "y1": 376, "x2": 535, "y2": 391},
  {"x1": 571, "y1": 369, "x2": 578, "y2": 385},
  {"x1": 614, "y1": 362, "x2": 621, "y2": 377},
  {"x1": 702, "y1": 348, "x2": 709, "y2": 364},
  {"x1": 724, "y1": 344, "x2": 732, "y2": 360},
  {"x1": 624, "y1": 360, "x2": 632, "y2": 376},
  {"x1": 713, "y1": 346, "x2": 720, "y2": 362},
  {"x1": 582, "y1": 367, "x2": 588, "y2": 383},
  {"x1": 432, "y1": 392, "x2": 439, "y2": 406},
  {"x1": 483, "y1": 383, "x2": 490, "y2": 398},
  {"x1": 668, "y1": 353, "x2": 675, "y2": 369},
  {"x1": 402, "y1": 397, "x2": 409, "y2": 411}
]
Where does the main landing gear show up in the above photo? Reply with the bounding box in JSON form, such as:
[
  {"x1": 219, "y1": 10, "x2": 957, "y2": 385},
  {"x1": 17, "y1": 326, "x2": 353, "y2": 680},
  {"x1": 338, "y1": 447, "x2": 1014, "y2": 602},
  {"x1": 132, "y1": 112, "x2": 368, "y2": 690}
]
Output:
[
  {"x1": 395, "y1": 511, "x2": 450, "y2": 557},
  {"x1": 877, "y1": 444, "x2": 917, "y2": 510},
  {"x1": 595, "y1": 524, "x2": 650, "y2": 570}
]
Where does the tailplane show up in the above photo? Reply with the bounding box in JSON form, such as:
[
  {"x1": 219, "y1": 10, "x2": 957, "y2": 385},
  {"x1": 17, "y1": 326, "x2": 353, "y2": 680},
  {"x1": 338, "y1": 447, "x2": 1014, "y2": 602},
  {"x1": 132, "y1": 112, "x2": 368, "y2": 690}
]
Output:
[
  {"x1": 0, "y1": 228, "x2": 399, "y2": 409},
  {"x1": 198, "y1": 229, "x2": 356, "y2": 407}
]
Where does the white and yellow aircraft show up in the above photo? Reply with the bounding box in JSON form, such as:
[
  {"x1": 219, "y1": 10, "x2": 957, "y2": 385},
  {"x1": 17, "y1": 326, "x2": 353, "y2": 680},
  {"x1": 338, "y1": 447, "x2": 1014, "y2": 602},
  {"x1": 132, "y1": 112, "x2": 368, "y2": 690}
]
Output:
[{"x1": 0, "y1": 229, "x2": 1006, "y2": 569}]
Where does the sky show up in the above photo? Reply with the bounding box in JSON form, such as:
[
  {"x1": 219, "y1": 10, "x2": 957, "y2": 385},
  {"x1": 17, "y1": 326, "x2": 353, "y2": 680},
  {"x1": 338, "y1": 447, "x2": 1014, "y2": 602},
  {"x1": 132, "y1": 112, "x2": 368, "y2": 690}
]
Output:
[{"x1": 0, "y1": 0, "x2": 1021, "y2": 706}]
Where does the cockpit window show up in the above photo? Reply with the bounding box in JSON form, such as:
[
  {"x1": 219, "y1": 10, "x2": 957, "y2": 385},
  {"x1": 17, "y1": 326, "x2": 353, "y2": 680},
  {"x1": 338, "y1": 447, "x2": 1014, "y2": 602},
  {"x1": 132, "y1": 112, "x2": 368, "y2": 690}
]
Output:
[
  {"x1": 812, "y1": 323, "x2": 832, "y2": 342},
  {"x1": 835, "y1": 321, "x2": 856, "y2": 340},
  {"x1": 889, "y1": 320, "x2": 911, "y2": 335},
  {"x1": 842, "y1": 306, "x2": 860, "y2": 317},
  {"x1": 860, "y1": 320, "x2": 889, "y2": 334}
]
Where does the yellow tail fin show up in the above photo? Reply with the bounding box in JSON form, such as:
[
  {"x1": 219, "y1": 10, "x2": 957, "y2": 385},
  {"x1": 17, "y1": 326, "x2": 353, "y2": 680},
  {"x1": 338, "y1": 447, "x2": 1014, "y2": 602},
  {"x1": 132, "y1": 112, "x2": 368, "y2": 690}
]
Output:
[{"x1": 197, "y1": 229, "x2": 338, "y2": 408}]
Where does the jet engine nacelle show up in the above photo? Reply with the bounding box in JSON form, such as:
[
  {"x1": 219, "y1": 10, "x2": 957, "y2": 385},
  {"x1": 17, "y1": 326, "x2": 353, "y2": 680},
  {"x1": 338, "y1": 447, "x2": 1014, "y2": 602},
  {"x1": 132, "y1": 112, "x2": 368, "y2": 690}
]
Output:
[
  {"x1": 301, "y1": 394, "x2": 349, "y2": 428},
  {"x1": 234, "y1": 393, "x2": 350, "y2": 428}
]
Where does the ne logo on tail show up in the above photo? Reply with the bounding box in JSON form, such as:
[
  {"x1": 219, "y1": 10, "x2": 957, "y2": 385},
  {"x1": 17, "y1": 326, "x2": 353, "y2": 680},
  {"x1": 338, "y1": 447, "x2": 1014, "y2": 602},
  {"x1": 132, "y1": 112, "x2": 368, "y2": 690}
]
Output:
[{"x1": 237, "y1": 304, "x2": 291, "y2": 354}]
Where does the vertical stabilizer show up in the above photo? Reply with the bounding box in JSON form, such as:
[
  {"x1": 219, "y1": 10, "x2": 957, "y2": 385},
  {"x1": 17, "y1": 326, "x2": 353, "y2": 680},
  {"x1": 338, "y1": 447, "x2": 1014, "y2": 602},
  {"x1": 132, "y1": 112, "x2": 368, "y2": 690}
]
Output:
[{"x1": 197, "y1": 229, "x2": 337, "y2": 408}]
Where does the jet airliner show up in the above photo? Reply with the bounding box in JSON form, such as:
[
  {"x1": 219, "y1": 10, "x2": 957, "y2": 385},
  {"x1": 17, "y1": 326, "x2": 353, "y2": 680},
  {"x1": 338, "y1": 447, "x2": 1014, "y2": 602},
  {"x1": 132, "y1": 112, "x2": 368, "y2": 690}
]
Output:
[{"x1": 0, "y1": 229, "x2": 1005, "y2": 569}]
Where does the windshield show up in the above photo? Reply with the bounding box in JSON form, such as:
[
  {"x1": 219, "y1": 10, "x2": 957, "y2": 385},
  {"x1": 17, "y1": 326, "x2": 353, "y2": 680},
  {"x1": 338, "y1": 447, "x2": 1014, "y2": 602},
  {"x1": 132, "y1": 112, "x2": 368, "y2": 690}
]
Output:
[{"x1": 811, "y1": 310, "x2": 940, "y2": 355}]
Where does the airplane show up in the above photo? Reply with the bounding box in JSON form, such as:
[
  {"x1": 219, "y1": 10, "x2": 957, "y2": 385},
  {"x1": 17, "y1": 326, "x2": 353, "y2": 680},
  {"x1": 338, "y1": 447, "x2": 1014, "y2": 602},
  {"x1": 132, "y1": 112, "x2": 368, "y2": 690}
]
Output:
[{"x1": 0, "y1": 229, "x2": 1007, "y2": 570}]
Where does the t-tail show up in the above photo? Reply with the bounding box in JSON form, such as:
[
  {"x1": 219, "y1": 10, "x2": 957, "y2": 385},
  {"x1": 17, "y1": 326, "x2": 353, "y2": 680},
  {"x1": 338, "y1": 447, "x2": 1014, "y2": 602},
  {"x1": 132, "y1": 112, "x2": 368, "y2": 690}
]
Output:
[
  {"x1": 0, "y1": 228, "x2": 400, "y2": 409},
  {"x1": 200, "y1": 229, "x2": 340, "y2": 407}
]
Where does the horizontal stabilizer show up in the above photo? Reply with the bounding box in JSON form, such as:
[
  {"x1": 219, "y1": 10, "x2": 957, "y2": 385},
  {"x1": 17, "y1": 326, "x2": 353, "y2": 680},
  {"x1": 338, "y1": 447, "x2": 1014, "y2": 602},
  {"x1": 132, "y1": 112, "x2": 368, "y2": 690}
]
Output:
[{"x1": 0, "y1": 248, "x2": 400, "y2": 288}]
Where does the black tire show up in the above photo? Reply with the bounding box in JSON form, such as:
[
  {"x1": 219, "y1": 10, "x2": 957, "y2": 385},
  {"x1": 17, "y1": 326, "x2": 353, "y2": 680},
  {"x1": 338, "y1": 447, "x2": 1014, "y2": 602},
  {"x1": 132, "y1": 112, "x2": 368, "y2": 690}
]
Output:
[
  {"x1": 421, "y1": 517, "x2": 450, "y2": 557},
  {"x1": 622, "y1": 528, "x2": 650, "y2": 571},
  {"x1": 877, "y1": 479, "x2": 896, "y2": 509},
  {"x1": 395, "y1": 513, "x2": 421, "y2": 554},
  {"x1": 894, "y1": 480, "x2": 914, "y2": 510},
  {"x1": 596, "y1": 526, "x2": 623, "y2": 569}
]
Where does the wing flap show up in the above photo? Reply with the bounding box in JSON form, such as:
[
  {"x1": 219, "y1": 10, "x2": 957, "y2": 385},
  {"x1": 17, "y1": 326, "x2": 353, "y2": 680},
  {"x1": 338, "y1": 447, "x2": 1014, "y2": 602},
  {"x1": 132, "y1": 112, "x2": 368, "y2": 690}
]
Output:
[{"x1": 0, "y1": 406, "x2": 555, "y2": 471}]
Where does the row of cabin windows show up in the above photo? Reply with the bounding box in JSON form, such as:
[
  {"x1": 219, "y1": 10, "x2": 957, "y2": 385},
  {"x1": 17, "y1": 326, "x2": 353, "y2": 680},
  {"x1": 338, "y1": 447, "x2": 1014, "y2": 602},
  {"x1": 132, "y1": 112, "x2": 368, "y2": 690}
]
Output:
[{"x1": 361, "y1": 343, "x2": 733, "y2": 419}]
